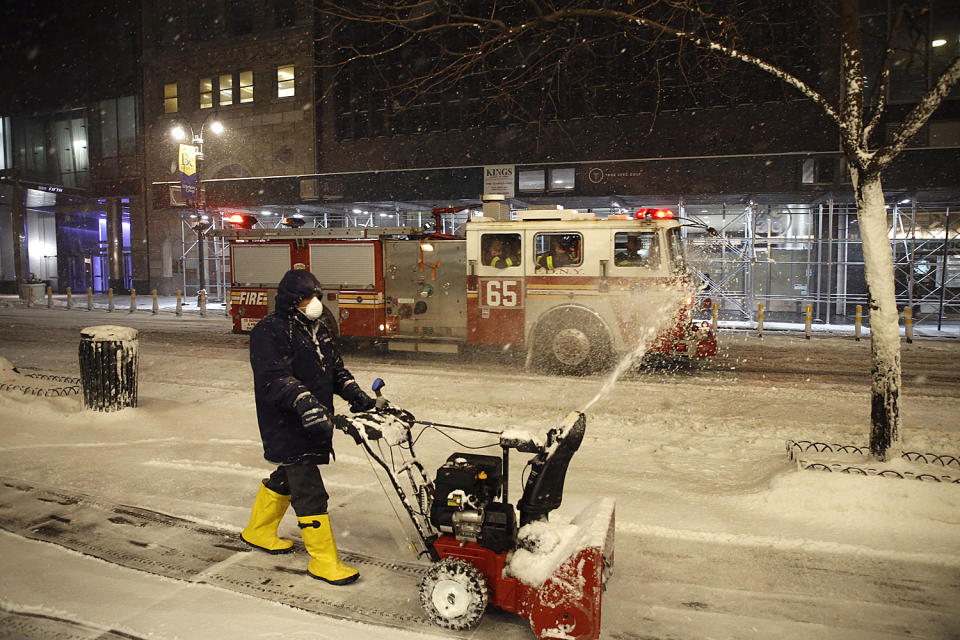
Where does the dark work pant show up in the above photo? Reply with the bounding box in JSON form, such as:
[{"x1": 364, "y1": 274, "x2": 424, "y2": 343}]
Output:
[{"x1": 262, "y1": 463, "x2": 329, "y2": 516}]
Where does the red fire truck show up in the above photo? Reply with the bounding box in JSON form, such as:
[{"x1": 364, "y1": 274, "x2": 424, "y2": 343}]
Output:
[{"x1": 215, "y1": 207, "x2": 716, "y2": 374}]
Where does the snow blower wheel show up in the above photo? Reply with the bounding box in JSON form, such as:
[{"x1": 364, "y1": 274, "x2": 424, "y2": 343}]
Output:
[{"x1": 418, "y1": 558, "x2": 488, "y2": 630}]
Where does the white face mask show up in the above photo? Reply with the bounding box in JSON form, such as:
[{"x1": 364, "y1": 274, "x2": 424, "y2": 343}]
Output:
[{"x1": 302, "y1": 297, "x2": 324, "y2": 320}]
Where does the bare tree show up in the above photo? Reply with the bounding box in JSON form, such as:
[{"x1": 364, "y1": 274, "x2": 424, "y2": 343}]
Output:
[{"x1": 317, "y1": 0, "x2": 960, "y2": 460}]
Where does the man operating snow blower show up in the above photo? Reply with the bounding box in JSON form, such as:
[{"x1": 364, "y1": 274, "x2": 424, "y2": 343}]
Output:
[{"x1": 241, "y1": 268, "x2": 376, "y2": 585}]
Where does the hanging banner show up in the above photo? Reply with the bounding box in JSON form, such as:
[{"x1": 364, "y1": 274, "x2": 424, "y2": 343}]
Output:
[{"x1": 178, "y1": 144, "x2": 198, "y2": 204}]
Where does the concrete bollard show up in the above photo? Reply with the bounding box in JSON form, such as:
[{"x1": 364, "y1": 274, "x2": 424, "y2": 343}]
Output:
[
  {"x1": 47, "y1": 286, "x2": 53, "y2": 309},
  {"x1": 711, "y1": 302, "x2": 719, "y2": 333},
  {"x1": 757, "y1": 303, "x2": 764, "y2": 338},
  {"x1": 200, "y1": 290, "x2": 207, "y2": 317},
  {"x1": 176, "y1": 291, "x2": 183, "y2": 317},
  {"x1": 129, "y1": 288, "x2": 137, "y2": 313},
  {"x1": 804, "y1": 304, "x2": 812, "y2": 340},
  {"x1": 855, "y1": 305, "x2": 862, "y2": 341},
  {"x1": 87, "y1": 287, "x2": 93, "y2": 311},
  {"x1": 905, "y1": 307, "x2": 913, "y2": 344},
  {"x1": 152, "y1": 290, "x2": 159, "y2": 315},
  {"x1": 78, "y1": 325, "x2": 139, "y2": 411},
  {"x1": 108, "y1": 288, "x2": 115, "y2": 312},
  {"x1": 67, "y1": 287, "x2": 73, "y2": 310}
]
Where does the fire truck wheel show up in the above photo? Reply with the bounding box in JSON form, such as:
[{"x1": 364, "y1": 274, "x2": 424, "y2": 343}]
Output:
[
  {"x1": 533, "y1": 308, "x2": 612, "y2": 375},
  {"x1": 418, "y1": 558, "x2": 488, "y2": 630}
]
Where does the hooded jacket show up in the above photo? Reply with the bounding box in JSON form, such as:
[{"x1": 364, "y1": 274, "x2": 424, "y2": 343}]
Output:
[{"x1": 249, "y1": 269, "x2": 357, "y2": 465}]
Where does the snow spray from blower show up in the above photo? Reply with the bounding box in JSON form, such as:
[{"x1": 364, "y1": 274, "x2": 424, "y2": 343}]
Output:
[{"x1": 582, "y1": 285, "x2": 691, "y2": 414}]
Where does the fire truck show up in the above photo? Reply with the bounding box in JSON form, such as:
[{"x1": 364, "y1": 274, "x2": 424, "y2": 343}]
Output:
[{"x1": 215, "y1": 206, "x2": 717, "y2": 374}]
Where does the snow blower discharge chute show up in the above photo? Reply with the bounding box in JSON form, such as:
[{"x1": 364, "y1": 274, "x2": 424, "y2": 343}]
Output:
[{"x1": 332, "y1": 379, "x2": 616, "y2": 640}]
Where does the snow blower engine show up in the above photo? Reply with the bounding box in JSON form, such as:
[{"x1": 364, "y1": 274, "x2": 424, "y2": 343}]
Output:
[{"x1": 333, "y1": 379, "x2": 615, "y2": 640}]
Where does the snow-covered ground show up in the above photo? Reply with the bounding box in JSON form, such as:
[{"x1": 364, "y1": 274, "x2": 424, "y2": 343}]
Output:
[{"x1": 0, "y1": 306, "x2": 958, "y2": 639}]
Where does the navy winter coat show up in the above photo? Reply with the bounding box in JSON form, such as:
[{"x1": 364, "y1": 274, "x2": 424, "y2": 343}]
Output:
[{"x1": 249, "y1": 269, "x2": 357, "y2": 465}]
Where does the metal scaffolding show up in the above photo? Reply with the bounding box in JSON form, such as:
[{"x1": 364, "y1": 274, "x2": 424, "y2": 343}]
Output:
[{"x1": 681, "y1": 197, "x2": 960, "y2": 328}]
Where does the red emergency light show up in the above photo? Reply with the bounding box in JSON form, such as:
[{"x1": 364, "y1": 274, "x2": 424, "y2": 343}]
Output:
[
  {"x1": 227, "y1": 213, "x2": 258, "y2": 229},
  {"x1": 634, "y1": 208, "x2": 675, "y2": 220}
]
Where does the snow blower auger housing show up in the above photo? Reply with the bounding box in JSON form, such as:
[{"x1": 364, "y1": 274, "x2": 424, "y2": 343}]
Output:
[{"x1": 332, "y1": 379, "x2": 616, "y2": 640}]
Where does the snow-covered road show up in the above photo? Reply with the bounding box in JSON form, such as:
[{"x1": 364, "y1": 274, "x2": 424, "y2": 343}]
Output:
[{"x1": 0, "y1": 307, "x2": 958, "y2": 639}]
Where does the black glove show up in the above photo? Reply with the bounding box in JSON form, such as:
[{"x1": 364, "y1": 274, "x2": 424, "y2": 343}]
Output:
[
  {"x1": 294, "y1": 392, "x2": 332, "y2": 435},
  {"x1": 341, "y1": 382, "x2": 376, "y2": 413}
]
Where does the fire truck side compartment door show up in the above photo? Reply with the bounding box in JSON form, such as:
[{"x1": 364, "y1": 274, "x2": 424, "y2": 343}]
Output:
[
  {"x1": 232, "y1": 244, "x2": 292, "y2": 285},
  {"x1": 382, "y1": 240, "x2": 466, "y2": 340},
  {"x1": 309, "y1": 243, "x2": 376, "y2": 288}
]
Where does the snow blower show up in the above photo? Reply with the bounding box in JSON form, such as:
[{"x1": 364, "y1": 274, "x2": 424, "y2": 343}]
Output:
[{"x1": 332, "y1": 379, "x2": 615, "y2": 640}]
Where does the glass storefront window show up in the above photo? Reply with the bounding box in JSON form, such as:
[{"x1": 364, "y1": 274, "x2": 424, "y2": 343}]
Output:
[
  {"x1": 518, "y1": 169, "x2": 545, "y2": 191},
  {"x1": 549, "y1": 167, "x2": 575, "y2": 190}
]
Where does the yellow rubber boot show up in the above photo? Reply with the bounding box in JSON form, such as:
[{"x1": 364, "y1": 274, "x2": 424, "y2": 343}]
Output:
[
  {"x1": 241, "y1": 484, "x2": 294, "y2": 554},
  {"x1": 298, "y1": 515, "x2": 360, "y2": 585}
]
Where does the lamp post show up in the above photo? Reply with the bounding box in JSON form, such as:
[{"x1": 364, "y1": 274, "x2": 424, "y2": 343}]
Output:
[{"x1": 171, "y1": 115, "x2": 224, "y2": 301}]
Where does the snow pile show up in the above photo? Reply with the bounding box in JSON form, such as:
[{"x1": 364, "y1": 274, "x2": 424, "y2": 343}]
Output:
[
  {"x1": 506, "y1": 498, "x2": 615, "y2": 588},
  {"x1": 79, "y1": 325, "x2": 139, "y2": 342},
  {"x1": 0, "y1": 356, "x2": 22, "y2": 382}
]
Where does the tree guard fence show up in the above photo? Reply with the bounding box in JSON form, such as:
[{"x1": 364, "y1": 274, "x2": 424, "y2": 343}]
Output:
[
  {"x1": 786, "y1": 440, "x2": 960, "y2": 483},
  {"x1": 78, "y1": 325, "x2": 139, "y2": 411},
  {"x1": 0, "y1": 372, "x2": 82, "y2": 397}
]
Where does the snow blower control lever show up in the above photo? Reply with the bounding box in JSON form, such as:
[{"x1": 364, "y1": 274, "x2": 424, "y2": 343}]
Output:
[{"x1": 332, "y1": 379, "x2": 616, "y2": 640}]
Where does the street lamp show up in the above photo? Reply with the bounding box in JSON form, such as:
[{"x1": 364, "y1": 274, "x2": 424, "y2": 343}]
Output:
[{"x1": 170, "y1": 114, "x2": 224, "y2": 301}]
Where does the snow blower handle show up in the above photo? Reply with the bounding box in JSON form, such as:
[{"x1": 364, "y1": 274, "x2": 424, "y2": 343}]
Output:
[
  {"x1": 370, "y1": 377, "x2": 415, "y2": 422},
  {"x1": 372, "y1": 377, "x2": 388, "y2": 410}
]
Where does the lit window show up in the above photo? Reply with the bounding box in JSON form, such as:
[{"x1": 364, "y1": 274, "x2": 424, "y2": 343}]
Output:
[
  {"x1": 200, "y1": 77, "x2": 213, "y2": 109},
  {"x1": 518, "y1": 169, "x2": 545, "y2": 191},
  {"x1": 277, "y1": 65, "x2": 295, "y2": 98},
  {"x1": 164, "y1": 83, "x2": 178, "y2": 113},
  {"x1": 219, "y1": 73, "x2": 234, "y2": 106},
  {"x1": 549, "y1": 167, "x2": 575, "y2": 190},
  {"x1": 239, "y1": 70, "x2": 254, "y2": 103}
]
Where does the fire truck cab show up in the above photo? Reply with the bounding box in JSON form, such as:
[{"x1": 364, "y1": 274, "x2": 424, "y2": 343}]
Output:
[{"x1": 219, "y1": 207, "x2": 716, "y2": 374}]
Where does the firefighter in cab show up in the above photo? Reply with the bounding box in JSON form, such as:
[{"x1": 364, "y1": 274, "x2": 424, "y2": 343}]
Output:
[
  {"x1": 489, "y1": 239, "x2": 520, "y2": 269},
  {"x1": 241, "y1": 268, "x2": 376, "y2": 586},
  {"x1": 536, "y1": 235, "x2": 577, "y2": 270}
]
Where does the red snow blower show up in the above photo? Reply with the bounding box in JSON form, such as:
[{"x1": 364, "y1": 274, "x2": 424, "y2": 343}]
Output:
[{"x1": 333, "y1": 379, "x2": 615, "y2": 640}]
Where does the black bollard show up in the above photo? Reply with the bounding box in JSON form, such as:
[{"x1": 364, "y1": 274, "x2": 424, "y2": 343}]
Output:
[{"x1": 78, "y1": 325, "x2": 139, "y2": 411}]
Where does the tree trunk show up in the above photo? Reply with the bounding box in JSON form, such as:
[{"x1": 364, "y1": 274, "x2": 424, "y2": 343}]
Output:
[{"x1": 853, "y1": 174, "x2": 901, "y2": 460}]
